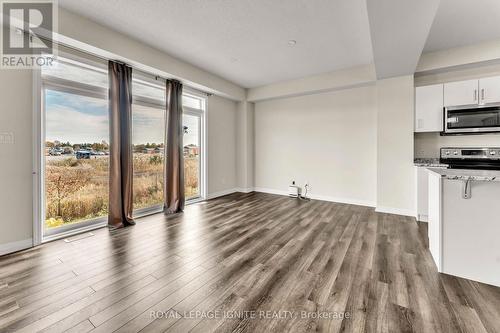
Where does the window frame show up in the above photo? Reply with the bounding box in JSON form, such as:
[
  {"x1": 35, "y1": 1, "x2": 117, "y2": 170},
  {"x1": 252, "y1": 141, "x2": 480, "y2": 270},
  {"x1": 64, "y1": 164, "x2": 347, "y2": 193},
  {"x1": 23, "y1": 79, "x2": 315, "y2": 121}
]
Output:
[
  {"x1": 34, "y1": 51, "x2": 208, "y2": 244},
  {"x1": 183, "y1": 105, "x2": 205, "y2": 201},
  {"x1": 36, "y1": 52, "x2": 110, "y2": 243},
  {"x1": 42, "y1": 85, "x2": 110, "y2": 239},
  {"x1": 130, "y1": 75, "x2": 208, "y2": 205}
]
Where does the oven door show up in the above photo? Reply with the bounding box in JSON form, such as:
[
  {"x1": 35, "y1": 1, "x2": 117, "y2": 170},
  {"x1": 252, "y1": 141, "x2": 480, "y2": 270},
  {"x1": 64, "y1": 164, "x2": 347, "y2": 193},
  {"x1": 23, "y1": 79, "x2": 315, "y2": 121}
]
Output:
[{"x1": 445, "y1": 105, "x2": 500, "y2": 134}]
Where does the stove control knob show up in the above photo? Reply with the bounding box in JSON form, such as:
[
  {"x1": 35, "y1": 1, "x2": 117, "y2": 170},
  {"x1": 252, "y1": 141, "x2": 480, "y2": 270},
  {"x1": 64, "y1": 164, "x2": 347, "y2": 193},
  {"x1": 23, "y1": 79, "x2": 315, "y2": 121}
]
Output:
[
  {"x1": 490, "y1": 151, "x2": 496, "y2": 155},
  {"x1": 453, "y1": 151, "x2": 458, "y2": 155}
]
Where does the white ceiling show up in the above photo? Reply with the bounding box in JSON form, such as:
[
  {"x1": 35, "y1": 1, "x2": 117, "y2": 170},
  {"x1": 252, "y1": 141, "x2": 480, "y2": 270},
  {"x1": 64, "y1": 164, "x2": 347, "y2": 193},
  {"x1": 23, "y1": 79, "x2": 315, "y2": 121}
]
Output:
[
  {"x1": 424, "y1": 0, "x2": 500, "y2": 52},
  {"x1": 58, "y1": 0, "x2": 500, "y2": 88},
  {"x1": 58, "y1": 0, "x2": 373, "y2": 88},
  {"x1": 367, "y1": 0, "x2": 440, "y2": 79}
]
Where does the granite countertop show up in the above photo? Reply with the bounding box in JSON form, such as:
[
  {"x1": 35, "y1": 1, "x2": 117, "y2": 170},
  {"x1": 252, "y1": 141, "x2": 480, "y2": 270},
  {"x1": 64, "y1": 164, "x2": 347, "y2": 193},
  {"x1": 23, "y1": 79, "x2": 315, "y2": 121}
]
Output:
[
  {"x1": 414, "y1": 158, "x2": 448, "y2": 168},
  {"x1": 427, "y1": 168, "x2": 500, "y2": 181}
]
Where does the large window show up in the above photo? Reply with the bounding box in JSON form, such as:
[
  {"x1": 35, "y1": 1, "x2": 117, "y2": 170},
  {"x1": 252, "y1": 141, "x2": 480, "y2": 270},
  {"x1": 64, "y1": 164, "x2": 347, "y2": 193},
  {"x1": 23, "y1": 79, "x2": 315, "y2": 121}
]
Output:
[
  {"x1": 183, "y1": 112, "x2": 201, "y2": 199},
  {"x1": 42, "y1": 57, "x2": 109, "y2": 236},
  {"x1": 131, "y1": 79, "x2": 206, "y2": 209},
  {"x1": 132, "y1": 79, "x2": 166, "y2": 212},
  {"x1": 39, "y1": 53, "x2": 206, "y2": 240}
]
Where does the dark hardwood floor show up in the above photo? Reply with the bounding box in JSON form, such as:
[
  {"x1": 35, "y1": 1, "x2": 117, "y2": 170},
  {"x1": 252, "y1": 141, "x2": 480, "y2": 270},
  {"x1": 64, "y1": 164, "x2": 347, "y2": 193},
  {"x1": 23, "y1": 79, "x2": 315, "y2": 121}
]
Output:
[{"x1": 1, "y1": 192, "x2": 499, "y2": 333}]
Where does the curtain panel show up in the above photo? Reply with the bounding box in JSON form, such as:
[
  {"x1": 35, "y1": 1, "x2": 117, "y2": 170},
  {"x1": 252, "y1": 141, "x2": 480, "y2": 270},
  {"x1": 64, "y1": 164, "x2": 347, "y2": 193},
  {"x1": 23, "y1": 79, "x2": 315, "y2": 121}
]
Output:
[
  {"x1": 164, "y1": 80, "x2": 185, "y2": 214},
  {"x1": 108, "y1": 61, "x2": 135, "y2": 228}
]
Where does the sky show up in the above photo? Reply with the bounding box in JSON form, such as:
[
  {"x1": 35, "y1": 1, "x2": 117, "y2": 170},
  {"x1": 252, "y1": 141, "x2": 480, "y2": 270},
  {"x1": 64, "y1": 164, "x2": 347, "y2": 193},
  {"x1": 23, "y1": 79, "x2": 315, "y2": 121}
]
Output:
[{"x1": 45, "y1": 89, "x2": 200, "y2": 146}]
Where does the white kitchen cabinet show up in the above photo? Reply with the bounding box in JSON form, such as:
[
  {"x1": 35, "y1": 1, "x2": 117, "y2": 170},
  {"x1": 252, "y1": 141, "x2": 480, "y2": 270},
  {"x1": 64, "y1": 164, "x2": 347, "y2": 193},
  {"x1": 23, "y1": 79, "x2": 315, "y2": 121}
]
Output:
[
  {"x1": 415, "y1": 84, "x2": 444, "y2": 132},
  {"x1": 416, "y1": 165, "x2": 447, "y2": 222},
  {"x1": 479, "y1": 76, "x2": 500, "y2": 105},
  {"x1": 444, "y1": 79, "x2": 478, "y2": 107},
  {"x1": 416, "y1": 166, "x2": 429, "y2": 222},
  {"x1": 428, "y1": 171, "x2": 442, "y2": 270},
  {"x1": 428, "y1": 168, "x2": 500, "y2": 287}
]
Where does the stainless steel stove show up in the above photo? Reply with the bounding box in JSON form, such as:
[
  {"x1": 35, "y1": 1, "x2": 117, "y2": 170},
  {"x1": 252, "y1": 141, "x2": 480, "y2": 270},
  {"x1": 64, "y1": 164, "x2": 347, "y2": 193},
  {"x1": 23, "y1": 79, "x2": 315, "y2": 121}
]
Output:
[{"x1": 440, "y1": 147, "x2": 500, "y2": 170}]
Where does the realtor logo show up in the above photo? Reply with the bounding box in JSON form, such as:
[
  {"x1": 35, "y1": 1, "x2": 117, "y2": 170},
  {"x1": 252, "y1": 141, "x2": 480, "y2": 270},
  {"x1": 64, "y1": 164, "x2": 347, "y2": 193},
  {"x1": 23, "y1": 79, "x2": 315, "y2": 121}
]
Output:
[{"x1": 1, "y1": 0, "x2": 57, "y2": 68}]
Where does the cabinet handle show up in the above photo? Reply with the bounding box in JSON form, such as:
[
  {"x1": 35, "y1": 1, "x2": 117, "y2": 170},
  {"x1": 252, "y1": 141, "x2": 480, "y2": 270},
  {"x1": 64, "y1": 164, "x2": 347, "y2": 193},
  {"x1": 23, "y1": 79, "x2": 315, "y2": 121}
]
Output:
[
  {"x1": 481, "y1": 88, "x2": 485, "y2": 102},
  {"x1": 474, "y1": 89, "x2": 477, "y2": 102}
]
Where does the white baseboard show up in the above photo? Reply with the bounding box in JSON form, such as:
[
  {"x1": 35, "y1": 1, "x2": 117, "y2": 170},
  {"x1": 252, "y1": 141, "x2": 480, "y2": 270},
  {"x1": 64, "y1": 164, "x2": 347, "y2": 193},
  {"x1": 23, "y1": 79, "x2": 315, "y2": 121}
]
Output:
[
  {"x1": 253, "y1": 187, "x2": 287, "y2": 196},
  {"x1": 253, "y1": 187, "x2": 376, "y2": 208},
  {"x1": 0, "y1": 238, "x2": 33, "y2": 256},
  {"x1": 207, "y1": 188, "x2": 238, "y2": 199},
  {"x1": 207, "y1": 188, "x2": 416, "y2": 219},
  {"x1": 234, "y1": 187, "x2": 254, "y2": 193},
  {"x1": 417, "y1": 214, "x2": 429, "y2": 223},
  {"x1": 375, "y1": 206, "x2": 417, "y2": 218},
  {"x1": 309, "y1": 193, "x2": 376, "y2": 208}
]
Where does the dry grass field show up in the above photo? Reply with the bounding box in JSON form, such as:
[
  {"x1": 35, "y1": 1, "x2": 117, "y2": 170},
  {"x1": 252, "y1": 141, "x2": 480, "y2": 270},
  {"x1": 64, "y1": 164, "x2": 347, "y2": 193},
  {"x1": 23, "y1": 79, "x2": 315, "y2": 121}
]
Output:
[{"x1": 45, "y1": 154, "x2": 199, "y2": 229}]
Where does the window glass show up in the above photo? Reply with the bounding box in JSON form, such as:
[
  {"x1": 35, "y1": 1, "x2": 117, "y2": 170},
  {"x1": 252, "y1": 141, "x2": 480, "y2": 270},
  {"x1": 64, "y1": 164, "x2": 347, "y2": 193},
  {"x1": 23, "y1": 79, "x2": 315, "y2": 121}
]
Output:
[
  {"x1": 44, "y1": 89, "x2": 109, "y2": 231},
  {"x1": 183, "y1": 114, "x2": 201, "y2": 198},
  {"x1": 183, "y1": 94, "x2": 202, "y2": 109},
  {"x1": 132, "y1": 87, "x2": 165, "y2": 210},
  {"x1": 42, "y1": 56, "x2": 205, "y2": 234},
  {"x1": 133, "y1": 80, "x2": 165, "y2": 102},
  {"x1": 42, "y1": 58, "x2": 108, "y2": 88}
]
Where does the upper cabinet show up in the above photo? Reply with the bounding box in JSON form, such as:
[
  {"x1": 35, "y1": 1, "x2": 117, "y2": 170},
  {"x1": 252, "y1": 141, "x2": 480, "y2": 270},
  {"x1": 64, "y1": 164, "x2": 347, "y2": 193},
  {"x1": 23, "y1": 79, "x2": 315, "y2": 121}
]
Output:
[
  {"x1": 479, "y1": 76, "x2": 500, "y2": 105},
  {"x1": 443, "y1": 76, "x2": 500, "y2": 107},
  {"x1": 415, "y1": 84, "x2": 444, "y2": 132},
  {"x1": 444, "y1": 79, "x2": 478, "y2": 107},
  {"x1": 415, "y1": 75, "x2": 500, "y2": 133}
]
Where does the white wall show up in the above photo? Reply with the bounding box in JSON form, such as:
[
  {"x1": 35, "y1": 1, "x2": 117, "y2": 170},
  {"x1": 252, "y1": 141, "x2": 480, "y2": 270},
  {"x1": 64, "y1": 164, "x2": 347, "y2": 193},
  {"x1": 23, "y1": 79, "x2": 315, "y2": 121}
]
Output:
[
  {"x1": 236, "y1": 101, "x2": 254, "y2": 191},
  {"x1": 376, "y1": 76, "x2": 415, "y2": 216},
  {"x1": 58, "y1": 8, "x2": 244, "y2": 101},
  {"x1": 247, "y1": 65, "x2": 376, "y2": 102},
  {"x1": 415, "y1": 133, "x2": 500, "y2": 158},
  {"x1": 417, "y1": 38, "x2": 500, "y2": 73},
  {"x1": 254, "y1": 86, "x2": 377, "y2": 207},
  {"x1": 207, "y1": 96, "x2": 238, "y2": 196},
  {"x1": 0, "y1": 10, "x2": 242, "y2": 253},
  {"x1": 0, "y1": 71, "x2": 34, "y2": 250}
]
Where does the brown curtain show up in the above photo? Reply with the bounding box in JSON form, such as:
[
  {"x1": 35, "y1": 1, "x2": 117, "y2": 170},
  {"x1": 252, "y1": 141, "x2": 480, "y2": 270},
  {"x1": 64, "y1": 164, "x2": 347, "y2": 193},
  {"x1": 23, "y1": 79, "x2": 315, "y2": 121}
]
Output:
[
  {"x1": 164, "y1": 80, "x2": 185, "y2": 214},
  {"x1": 108, "y1": 61, "x2": 135, "y2": 228}
]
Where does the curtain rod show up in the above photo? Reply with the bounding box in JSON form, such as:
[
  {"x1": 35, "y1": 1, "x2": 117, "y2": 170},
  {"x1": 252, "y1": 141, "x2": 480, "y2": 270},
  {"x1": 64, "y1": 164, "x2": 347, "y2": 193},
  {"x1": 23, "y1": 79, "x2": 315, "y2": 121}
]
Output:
[{"x1": 40, "y1": 35, "x2": 213, "y2": 97}]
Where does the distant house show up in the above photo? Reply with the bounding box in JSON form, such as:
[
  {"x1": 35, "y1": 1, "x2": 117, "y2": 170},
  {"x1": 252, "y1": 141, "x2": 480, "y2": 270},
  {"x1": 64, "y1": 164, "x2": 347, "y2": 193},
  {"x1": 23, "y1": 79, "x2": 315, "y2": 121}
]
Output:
[
  {"x1": 184, "y1": 144, "x2": 199, "y2": 157},
  {"x1": 62, "y1": 146, "x2": 74, "y2": 155},
  {"x1": 142, "y1": 148, "x2": 156, "y2": 154}
]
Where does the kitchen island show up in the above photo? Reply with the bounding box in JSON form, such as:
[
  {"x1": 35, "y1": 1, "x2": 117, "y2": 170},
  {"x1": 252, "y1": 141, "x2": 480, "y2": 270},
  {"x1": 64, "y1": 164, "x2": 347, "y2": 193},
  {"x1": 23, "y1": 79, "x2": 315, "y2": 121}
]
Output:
[{"x1": 427, "y1": 168, "x2": 500, "y2": 287}]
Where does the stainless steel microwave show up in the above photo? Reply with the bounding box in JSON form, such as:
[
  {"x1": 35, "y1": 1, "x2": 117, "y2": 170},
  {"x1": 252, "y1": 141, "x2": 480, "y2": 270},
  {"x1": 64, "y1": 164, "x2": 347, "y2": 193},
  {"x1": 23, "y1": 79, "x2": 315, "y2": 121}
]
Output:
[{"x1": 444, "y1": 104, "x2": 500, "y2": 134}]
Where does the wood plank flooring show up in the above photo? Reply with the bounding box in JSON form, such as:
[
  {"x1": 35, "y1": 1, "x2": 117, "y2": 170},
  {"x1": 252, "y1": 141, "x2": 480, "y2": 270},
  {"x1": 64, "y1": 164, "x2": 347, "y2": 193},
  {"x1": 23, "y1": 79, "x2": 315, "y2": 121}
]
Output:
[{"x1": 1, "y1": 192, "x2": 499, "y2": 332}]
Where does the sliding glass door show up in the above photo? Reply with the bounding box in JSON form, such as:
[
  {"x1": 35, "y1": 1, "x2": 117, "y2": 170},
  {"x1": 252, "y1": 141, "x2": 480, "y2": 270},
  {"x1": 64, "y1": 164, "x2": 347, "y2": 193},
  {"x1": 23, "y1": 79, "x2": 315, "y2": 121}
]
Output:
[
  {"x1": 42, "y1": 56, "x2": 109, "y2": 238},
  {"x1": 183, "y1": 112, "x2": 201, "y2": 199},
  {"x1": 38, "y1": 53, "x2": 206, "y2": 241},
  {"x1": 132, "y1": 79, "x2": 166, "y2": 215}
]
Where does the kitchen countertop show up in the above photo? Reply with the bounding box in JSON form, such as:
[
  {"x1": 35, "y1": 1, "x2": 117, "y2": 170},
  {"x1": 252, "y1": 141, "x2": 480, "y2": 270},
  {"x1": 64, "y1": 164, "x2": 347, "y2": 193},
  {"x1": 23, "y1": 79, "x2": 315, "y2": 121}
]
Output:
[
  {"x1": 414, "y1": 158, "x2": 448, "y2": 168},
  {"x1": 427, "y1": 168, "x2": 500, "y2": 181}
]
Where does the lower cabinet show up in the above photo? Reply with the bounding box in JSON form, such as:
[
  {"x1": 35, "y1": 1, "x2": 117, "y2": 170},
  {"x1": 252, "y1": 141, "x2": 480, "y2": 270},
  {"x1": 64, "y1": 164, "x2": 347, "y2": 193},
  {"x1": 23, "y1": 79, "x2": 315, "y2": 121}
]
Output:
[
  {"x1": 416, "y1": 165, "x2": 447, "y2": 222},
  {"x1": 416, "y1": 167, "x2": 429, "y2": 222}
]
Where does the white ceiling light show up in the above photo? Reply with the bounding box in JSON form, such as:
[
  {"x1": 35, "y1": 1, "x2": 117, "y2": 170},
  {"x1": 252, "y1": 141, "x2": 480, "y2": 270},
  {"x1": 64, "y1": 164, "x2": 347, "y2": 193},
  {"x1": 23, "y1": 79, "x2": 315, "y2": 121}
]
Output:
[{"x1": 288, "y1": 40, "x2": 297, "y2": 46}]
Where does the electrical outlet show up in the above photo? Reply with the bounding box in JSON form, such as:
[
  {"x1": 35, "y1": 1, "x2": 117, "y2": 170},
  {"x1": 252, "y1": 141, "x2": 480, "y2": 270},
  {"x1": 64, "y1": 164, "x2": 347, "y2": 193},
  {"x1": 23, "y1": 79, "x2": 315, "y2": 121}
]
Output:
[{"x1": 0, "y1": 132, "x2": 14, "y2": 144}]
